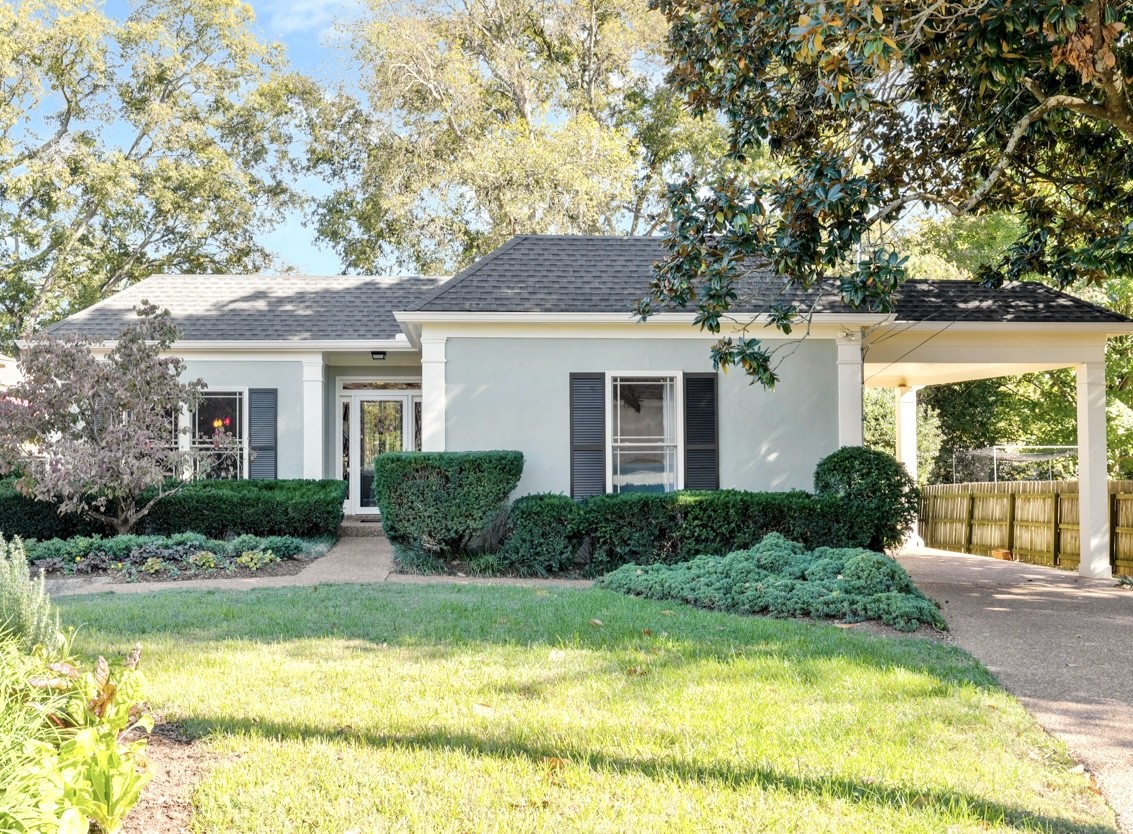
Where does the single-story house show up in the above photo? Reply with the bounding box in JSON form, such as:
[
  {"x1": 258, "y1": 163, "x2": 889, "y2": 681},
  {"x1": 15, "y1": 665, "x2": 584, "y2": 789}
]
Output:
[
  {"x1": 0, "y1": 354, "x2": 20, "y2": 391},
  {"x1": 45, "y1": 235, "x2": 1133, "y2": 577}
]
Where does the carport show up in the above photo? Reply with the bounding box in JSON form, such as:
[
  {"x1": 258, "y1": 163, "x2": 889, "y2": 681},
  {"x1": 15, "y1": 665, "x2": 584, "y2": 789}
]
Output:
[{"x1": 833, "y1": 280, "x2": 1133, "y2": 578}]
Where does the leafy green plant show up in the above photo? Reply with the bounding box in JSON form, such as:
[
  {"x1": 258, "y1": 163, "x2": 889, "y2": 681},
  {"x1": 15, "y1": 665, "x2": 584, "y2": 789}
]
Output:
[
  {"x1": 189, "y1": 551, "x2": 220, "y2": 570},
  {"x1": 598, "y1": 533, "x2": 945, "y2": 632},
  {"x1": 0, "y1": 637, "x2": 152, "y2": 834},
  {"x1": 0, "y1": 536, "x2": 63, "y2": 654},
  {"x1": 374, "y1": 451, "x2": 523, "y2": 565},
  {"x1": 236, "y1": 550, "x2": 278, "y2": 571},
  {"x1": 140, "y1": 557, "x2": 167, "y2": 575},
  {"x1": 493, "y1": 494, "x2": 582, "y2": 577},
  {"x1": 813, "y1": 447, "x2": 920, "y2": 551}
]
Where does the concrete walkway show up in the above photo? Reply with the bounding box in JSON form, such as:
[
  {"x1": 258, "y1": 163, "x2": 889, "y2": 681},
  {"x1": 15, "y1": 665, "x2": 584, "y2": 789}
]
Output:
[
  {"x1": 50, "y1": 535, "x2": 592, "y2": 596},
  {"x1": 897, "y1": 547, "x2": 1133, "y2": 834}
]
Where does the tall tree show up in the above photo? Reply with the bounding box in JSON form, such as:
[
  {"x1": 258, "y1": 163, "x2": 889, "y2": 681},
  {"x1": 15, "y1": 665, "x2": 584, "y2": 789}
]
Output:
[
  {"x1": 643, "y1": 0, "x2": 1133, "y2": 384},
  {"x1": 311, "y1": 0, "x2": 727, "y2": 273},
  {"x1": 0, "y1": 0, "x2": 317, "y2": 348}
]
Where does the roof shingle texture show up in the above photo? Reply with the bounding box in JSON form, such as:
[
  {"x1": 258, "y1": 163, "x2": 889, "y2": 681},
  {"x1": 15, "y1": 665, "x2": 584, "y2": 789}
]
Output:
[
  {"x1": 47, "y1": 274, "x2": 447, "y2": 341},
  {"x1": 414, "y1": 235, "x2": 1129, "y2": 323}
]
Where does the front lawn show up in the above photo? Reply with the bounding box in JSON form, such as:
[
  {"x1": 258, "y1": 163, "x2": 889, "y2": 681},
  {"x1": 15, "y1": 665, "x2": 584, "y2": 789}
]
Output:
[{"x1": 58, "y1": 585, "x2": 1115, "y2": 833}]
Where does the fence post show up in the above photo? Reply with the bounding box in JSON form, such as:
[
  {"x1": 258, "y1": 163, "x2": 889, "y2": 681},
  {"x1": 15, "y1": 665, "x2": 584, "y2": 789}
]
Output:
[
  {"x1": 1006, "y1": 492, "x2": 1016, "y2": 553},
  {"x1": 964, "y1": 492, "x2": 975, "y2": 553},
  {"x1": 1051, "y1": 492, "x2": 1061, "y2": 566}
]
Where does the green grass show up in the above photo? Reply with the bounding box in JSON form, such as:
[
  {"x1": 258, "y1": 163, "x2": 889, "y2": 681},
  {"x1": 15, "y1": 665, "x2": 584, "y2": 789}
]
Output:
[{"x1": 57, "y1": 585, "x2": 1115, "y2": 834}]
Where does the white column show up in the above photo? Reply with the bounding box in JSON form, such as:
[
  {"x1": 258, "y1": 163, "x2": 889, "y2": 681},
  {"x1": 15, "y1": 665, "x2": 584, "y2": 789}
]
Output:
[
  {"x1": 1077, "y1": 360, "x2": 1111, "y2": 578},
  {"x1": 302, "y1": 359, "x2": 325, "y2": 479},
  {"x1": 421, "y1": 336, "x2": 447, "y2": 451},
  {"x1": 895, "y1": 385, "x2": 918, "y2": 483},
  {"x1": 836, "y1": 331, "x2": 864, "y2": 447}
]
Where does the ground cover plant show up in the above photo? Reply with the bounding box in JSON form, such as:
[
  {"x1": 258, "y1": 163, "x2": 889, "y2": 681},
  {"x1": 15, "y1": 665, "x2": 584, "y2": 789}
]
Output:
[
  {"x1": 24, "y1": 533, "x2": 332, "y2": 582},
  {"x1": 599, "y1": 533, "x2": 945, "y2": 632},
  {"x1": 57, "y1": 584, "x2": 1115, "y2": 833}
]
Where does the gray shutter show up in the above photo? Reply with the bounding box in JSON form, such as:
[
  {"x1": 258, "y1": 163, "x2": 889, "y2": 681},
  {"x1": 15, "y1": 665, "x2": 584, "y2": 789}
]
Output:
[
  {"x1": 248, "y1": 388, "x2": 277, "y2": 480},
  {"x1": 684, "y1": 373, "x2": 718, "y2": 490},
  {"x1": 570, "y1": 373, "x2": 605, "y2": 499}
]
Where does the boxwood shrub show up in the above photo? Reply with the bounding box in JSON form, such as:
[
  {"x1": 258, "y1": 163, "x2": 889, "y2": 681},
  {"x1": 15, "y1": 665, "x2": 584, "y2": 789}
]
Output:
[
  {"x1": 374, "y1": 451, "x2": 524, "y2": 562},
  {"x1": 142, "y1": 480, "x2": 347, "y2": 538},
  {"x1": 0, "y1": 478, "x2": 346, "y2": 540},
  {"x1": 486, "y1": 488, "x2": 873, "y2": 578},
  {"x1": 0, "y1": 479, "x2": 102, "y2": 541},
  {"x1": 813, "y1": 447, "x2": 920, "y2": 550},
  {"x1": 494, "y1": 493, "x2": 583, "y2": 576}
]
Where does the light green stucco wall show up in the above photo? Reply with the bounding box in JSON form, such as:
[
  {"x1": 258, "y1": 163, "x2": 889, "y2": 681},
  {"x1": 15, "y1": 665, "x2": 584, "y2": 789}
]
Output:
[
  {"x1": 181, "y1": 359, "x2": 305, "y2": 479},
  {"x1": 443, "y1": 337, "x2": 839, "y2": 496}
]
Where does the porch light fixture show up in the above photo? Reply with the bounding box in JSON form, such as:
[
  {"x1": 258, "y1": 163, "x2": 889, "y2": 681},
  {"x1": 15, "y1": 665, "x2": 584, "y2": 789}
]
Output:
[{"x1": 370, "y1": 351, "x2": 387, "y2": 361}]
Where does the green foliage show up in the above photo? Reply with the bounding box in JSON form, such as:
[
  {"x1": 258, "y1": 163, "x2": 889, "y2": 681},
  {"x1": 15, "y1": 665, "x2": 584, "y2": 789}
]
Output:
[
  {"x1": 494, "y1": 494, "x2": 582, "y2": 577},
  {"x1": 374, "y1": 451, "x2": 524, "y2": 564},
  {"x1": 142, "y1": 479, "x2": 346, "y2": 538},
  {"x1": 0, "y1": 637, "x2": 152, "y2": 834},
  {"x1": 0, "y1": 537, "x2": 63, "y2": 655},
  {"x1": 1, "y1": 0, "x2": 319, "y2": 349},
  {"x1": 235, "y1": 550, "x2": 279, "y2": 571},
  {"x1": 0, "y1": 479, "x2": 102, "y2": 541},
  {"x1": 646, "y1": 0, "x2": 1133, "y2": 385},
  {"x1": 311, "y1": 0, "x2": 726, "y2": 274},
  {"x1": 862, "y1": 388, "x2": 945, "y2": 486},
  {"x1": 598, "y1": 533, "x2": 945, "y2": 632},
  {"x1": 25, "y1": 533, "x2": 317, "y2": 580},
  {"x1": 814, "y1": 447, "x2": 920, "y2": 550},
  {"x1": 483, "y1": 489, "x2": 871, "y2": 578}
]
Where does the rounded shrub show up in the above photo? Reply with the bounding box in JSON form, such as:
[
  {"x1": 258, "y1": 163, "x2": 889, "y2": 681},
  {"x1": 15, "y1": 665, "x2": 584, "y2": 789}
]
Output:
[
  {"x1": 813, "y1": 447, "x2": 919, "y2": 551},
  {"x1": 495, "y1": 493, "x2": 581, "y2": 576}
]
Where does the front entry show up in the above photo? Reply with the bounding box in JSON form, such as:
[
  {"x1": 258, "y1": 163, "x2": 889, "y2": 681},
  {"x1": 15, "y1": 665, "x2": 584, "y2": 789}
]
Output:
[{"x1": 340, "y1": 386, "x2": 421, "y2": 515}]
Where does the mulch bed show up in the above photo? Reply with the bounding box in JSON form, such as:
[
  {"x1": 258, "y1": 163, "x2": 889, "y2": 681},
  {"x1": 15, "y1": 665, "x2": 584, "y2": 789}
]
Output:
[{"x1": 44, "y1": 555, "x2": 318, "y2": 585}]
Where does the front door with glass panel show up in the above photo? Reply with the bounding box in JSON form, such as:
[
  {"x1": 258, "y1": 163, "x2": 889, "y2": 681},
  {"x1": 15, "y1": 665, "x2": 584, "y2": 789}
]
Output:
[{"x1": 340, "y1": 384, "x2": 421, "y2": 515}]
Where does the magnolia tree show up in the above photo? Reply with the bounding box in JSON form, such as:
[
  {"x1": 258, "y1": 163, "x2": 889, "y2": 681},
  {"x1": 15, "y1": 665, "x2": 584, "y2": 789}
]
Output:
[{"x1": 0, "y1": 304, "x2": 233, "y2": 534}]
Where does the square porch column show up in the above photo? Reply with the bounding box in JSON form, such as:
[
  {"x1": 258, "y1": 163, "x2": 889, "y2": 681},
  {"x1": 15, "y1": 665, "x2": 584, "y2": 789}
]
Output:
[
  {"x1": 837, "y1": 330, "x2": 864, "y2": 447},
  {"x1": 421, "y1": 337, "x2": 447, "y2": 451},
  {"x1": 302, "y1": 359, "x2": 325, "y2": 479},
  {"x1": 1076, "y1": 360, "x2": 1111, "y2": 578},
  {"x1": 895, "y1": 385, "x2": 919, "y2": 482}
]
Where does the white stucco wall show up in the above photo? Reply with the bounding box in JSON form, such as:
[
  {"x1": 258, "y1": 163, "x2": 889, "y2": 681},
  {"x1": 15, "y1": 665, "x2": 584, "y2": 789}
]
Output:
[
  {"x1": 0, "y1": 354, "x2": 20, "y2": 391},
  {"x1": 181, "y1": 359, "x2": 306, "y2": 479},
  {"x1": 443, "y1": 336, "x2": 839, "y2": 496}
]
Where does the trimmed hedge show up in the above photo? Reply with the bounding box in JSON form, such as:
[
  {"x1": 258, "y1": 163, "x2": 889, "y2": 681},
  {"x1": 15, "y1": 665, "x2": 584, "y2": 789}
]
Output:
[
  {"x1": 0, "y1": 479, "x2": 102, "y2": 541},
  {"x1": 0, "y1": 478, "x2": 346, "y2": 540},
  {"x1": 598, "y1": 532, "x2": 945, "y2": 632},
  {"x1": 142, "y1": 480, "x2": 347, "y2": 538},
  {"x1": 374, "y1": 451, "x2": 524, "y2": 560},
  {"x1": 813, "y1": 447, "x2": 919, "y2": 550},
  {"x1": 493, "y1": 489, "x2": 873, "y2": 578}
]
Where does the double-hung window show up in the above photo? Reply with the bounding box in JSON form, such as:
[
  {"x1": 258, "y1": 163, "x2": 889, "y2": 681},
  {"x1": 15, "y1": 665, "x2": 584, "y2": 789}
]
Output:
[
  {"x1": 191, "y1": 391, "x2": 246, "y2": 479},
  {"x1": 571, "y1": 371, "x2": 718, "y2": 499},
  {"x1": 608, "y1": 375, "x2": 680, "y2": 493}
]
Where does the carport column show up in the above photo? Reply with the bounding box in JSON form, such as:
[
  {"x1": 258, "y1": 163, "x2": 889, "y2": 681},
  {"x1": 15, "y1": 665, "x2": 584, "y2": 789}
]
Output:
[
  {"x1": 895, "y1": 385, "x2": 919, "y2": 482},
  {"x1": 1076, "y1": 360, "x2": 1111, "y2": 578},
  {"x1": 302, "y1": 359, "x2": 324, "y2": 479},
  {"x1": 421, "y1": 337, "x2": 447, "y2": 451},
  {"x1": 836, "y1": 330, "x2": 864, "y2": 447}
]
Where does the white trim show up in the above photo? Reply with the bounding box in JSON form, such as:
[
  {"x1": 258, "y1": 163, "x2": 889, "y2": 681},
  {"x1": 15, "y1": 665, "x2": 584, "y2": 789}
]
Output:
[
  {"x1": 420, "y1": 337, "x2": 447, "y2": 451},
  {"x1": 185, "y1": 388, "x2": 250, "y2": 479},
  {"x1": 836, "y1": 331, "x2": 864, "y2": 447},
  {"x1": 86, "y1": 339, "x2": 414, "y2": 353},
  {"x1": 605, "y1": 371, "x2": 685, "y2": 494},
  {"x1": 1077, "y1": 360, "x2": 1111, "y2": 578},
  {"x1": 302, "y1": 361, "x2": 325, "y2": 479}
]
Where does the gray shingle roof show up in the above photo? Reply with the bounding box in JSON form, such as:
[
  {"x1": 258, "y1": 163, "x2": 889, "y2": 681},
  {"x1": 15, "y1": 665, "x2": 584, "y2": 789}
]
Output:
[
  {"x1": 415, "y1": 234, "x2": 1130, "y2": 324},
  {"x1": 47, "y1": 274, "x2": 447, "y2": 341}
]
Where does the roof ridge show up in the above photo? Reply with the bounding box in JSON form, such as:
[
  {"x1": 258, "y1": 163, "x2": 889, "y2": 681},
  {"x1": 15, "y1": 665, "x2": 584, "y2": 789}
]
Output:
[{"x1": 409, "y1": 235, "x2": 530, "y2": 312}]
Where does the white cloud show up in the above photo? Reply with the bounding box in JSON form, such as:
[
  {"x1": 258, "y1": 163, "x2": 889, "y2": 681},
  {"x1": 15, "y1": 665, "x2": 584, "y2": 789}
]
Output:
[{"x1": 256, "y1": 0, "x2": 364, "y2": 38}]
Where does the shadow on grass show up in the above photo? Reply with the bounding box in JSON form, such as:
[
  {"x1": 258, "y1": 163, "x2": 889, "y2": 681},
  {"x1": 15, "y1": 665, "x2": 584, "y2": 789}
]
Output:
[
  {"x1": 59, "y1": 583, "x2": 991, "y2": 691},
  {"x1": 185, "y1": 713, "x2": 1115, "y2": 834}
]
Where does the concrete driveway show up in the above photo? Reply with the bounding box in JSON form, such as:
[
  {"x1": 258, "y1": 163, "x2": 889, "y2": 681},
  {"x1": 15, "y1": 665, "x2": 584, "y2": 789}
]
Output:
[{"x1": 897, "y1": 548, "x2": 1133, "y2": 833}]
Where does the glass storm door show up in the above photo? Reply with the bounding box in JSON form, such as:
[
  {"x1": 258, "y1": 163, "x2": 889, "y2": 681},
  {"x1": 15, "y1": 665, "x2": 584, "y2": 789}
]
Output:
[{"x1": 341, "y1": 393, "x2": 418, "y2": 514}]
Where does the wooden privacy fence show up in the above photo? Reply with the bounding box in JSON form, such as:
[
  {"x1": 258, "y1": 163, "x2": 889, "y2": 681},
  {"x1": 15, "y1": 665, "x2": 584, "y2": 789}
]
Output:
[{"x1": 920, "y1": 481, "x2": 1133, "y2": 576}]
